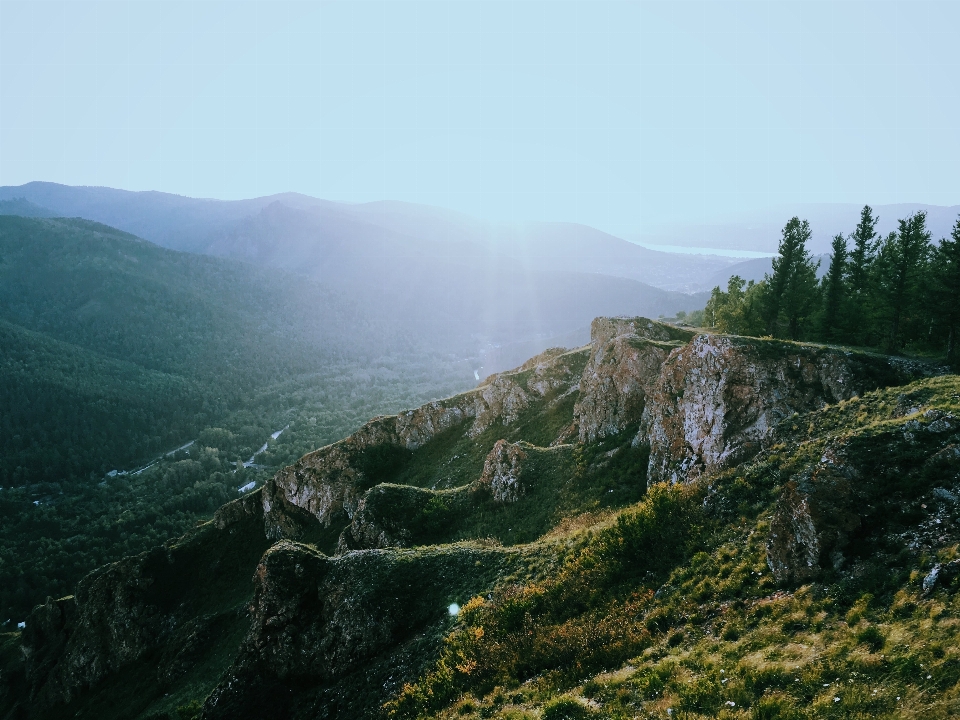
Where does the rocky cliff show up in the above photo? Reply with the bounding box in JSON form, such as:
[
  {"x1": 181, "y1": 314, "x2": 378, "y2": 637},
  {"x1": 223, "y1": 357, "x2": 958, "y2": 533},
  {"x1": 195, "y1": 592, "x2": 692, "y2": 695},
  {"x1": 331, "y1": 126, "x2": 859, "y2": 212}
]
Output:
[
  {"x1": 7, "y1": 316, "x2": 953, "y2": 720},
  {"x1": 17, "y1": 491, "x2": 271, "y2": 718},
  {"x1": 202, "y1": 542, "x2": 526, "y2": 720},
  {"x1": 573, "y1": 317, "x2": 694, "y2": 443},
  {"x1": 641, "y1": 334, "x2": 939, "y2": 485},
  {"x1": 263, "y1": 346, "x2": 588, "y2": 539}
]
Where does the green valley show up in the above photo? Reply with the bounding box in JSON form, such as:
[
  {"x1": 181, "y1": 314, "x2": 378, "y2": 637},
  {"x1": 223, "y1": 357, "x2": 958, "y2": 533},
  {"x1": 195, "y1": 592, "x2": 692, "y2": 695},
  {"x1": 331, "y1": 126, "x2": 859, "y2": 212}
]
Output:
[{"x1": 0, "y1": 215, "x2": 476, "y2": 623}]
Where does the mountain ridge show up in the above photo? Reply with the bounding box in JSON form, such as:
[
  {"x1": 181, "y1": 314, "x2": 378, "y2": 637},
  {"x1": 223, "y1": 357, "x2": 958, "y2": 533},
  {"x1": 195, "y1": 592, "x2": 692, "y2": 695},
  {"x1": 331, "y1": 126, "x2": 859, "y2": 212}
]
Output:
[
  {"x1": 0, "y1": 182, "x2": 734, "y2": 292},
  {"x1": 5, "y1": 316, "x2": 956, "y2": 720}
]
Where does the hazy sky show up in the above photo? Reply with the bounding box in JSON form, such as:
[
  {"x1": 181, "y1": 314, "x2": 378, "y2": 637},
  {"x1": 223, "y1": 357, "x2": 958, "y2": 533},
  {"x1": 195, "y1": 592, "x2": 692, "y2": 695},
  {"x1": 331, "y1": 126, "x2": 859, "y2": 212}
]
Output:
[{"x1": 1, "y1": 1, "x2": 958, "y2": 235}]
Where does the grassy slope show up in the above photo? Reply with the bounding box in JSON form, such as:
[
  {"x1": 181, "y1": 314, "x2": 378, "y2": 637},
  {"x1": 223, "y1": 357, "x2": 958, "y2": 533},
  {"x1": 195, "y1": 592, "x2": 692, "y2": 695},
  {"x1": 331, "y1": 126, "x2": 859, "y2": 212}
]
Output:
[
  {"x1": 390, "y1": 376, "x2": 960, "y2": 720},
  {"x1": 5, "y1": 325, "x2": 956, "y2": 720}
]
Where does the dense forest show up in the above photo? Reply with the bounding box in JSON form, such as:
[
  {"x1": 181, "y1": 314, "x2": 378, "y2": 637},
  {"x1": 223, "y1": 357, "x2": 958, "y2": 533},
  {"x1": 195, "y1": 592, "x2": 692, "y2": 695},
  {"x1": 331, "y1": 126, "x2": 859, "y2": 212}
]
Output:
[
  {"x1": 701, "y1": 207, "x2": 960, "y2": 365},
  {"x1": 0, "y1": 216, "x2": 475, "y2": 622}
]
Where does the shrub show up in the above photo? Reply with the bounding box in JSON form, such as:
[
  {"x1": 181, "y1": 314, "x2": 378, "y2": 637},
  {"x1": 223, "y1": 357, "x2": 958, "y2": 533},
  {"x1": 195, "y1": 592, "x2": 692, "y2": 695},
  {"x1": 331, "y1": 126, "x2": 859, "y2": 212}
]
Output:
[
  {"x1": 175, "y1": 700, "x2": 202, "y2": 720},
  {"x1": 541, "y1": 697, "x2": 596, "y2": 720},
  {"x1": 855, "y1": 624, "x2": 886, "y2": 652}
]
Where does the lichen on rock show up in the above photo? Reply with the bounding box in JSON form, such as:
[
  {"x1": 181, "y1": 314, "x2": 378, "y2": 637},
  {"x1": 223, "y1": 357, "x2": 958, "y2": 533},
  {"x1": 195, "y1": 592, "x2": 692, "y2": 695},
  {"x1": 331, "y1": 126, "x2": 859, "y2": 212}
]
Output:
[{"x1": 765, "y1": 451, "x2": 861, "y2": 584}]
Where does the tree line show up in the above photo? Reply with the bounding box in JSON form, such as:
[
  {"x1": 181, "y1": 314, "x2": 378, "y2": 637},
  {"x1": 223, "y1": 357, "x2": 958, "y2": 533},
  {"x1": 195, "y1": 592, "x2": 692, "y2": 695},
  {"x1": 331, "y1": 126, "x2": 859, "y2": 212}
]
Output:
[{"x1": 703, "y1": 207, "x2": 960, "y2": 365}]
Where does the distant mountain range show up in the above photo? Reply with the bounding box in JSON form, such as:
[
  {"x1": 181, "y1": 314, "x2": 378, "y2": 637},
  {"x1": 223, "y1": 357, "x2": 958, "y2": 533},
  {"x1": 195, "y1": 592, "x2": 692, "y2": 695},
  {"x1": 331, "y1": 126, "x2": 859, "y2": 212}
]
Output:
[
  {"x1": 0, "y1": 182, "x2": 721, "y2": 368},
  {"x1": 0, "y1": 182, "x2": 734, "y2": 293}
]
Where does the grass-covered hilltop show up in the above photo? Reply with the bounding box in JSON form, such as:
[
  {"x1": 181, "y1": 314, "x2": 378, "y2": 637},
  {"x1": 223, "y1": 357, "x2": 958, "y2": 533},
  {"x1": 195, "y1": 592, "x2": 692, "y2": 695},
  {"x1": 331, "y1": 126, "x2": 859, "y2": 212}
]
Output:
[{"x1": 3, "y1": 315, "x2": 960, "y2": 720}]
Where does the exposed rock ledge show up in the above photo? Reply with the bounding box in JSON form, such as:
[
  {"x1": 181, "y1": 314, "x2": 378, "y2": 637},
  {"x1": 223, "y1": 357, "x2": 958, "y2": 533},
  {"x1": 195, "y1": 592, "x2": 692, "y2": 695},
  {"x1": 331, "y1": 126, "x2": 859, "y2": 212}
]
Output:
[
  {"x1": 642, "y1": 334, "x2": 940, "y2": 485},
  {"x1": 574, "y1": 317, "x2": 694, "y2": 443},
  {"x1": 263, "y1": 346, "x2": 587, "y2": 537}
]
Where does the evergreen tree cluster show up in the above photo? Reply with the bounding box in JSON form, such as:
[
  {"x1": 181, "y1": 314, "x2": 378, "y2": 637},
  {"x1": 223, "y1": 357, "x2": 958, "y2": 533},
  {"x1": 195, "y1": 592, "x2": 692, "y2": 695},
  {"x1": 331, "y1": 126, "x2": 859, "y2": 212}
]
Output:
[{"x1": 704, "y1": 207, "x2": 960, "y2": 364}]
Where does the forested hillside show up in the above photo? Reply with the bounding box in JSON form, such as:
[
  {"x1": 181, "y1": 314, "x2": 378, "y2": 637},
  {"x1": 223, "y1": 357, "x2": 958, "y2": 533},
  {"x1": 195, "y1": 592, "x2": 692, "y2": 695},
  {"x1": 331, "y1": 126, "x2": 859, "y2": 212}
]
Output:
[{"x1": 0, "y1": 216, "x2": 476, "y2": 621}]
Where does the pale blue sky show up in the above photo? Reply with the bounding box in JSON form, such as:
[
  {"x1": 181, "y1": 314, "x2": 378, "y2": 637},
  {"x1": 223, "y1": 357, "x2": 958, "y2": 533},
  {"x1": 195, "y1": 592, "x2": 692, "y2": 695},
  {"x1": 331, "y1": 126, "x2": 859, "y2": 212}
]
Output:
[{"x1": 1, "y1": 1, "x2": 958, "y2": 236}]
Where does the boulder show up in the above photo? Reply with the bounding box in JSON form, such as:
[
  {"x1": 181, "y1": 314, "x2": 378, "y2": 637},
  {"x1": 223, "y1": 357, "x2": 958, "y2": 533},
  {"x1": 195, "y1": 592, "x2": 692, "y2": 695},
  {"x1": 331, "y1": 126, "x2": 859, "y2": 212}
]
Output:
[{"x1": 765, "y1": 452, "x2": 861, "y2": 584}]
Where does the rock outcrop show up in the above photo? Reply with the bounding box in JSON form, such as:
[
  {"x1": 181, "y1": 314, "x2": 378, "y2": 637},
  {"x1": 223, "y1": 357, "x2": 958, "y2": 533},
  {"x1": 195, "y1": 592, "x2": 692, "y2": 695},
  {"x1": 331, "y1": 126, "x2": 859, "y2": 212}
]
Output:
[
  {"x1": 765, "y1": 449, "x2": 862, "y2": 584},
  {"x1": 766, "y1": 398, "x2": 960, "y2": 584},
  {"x1": 336, "y1": 484, "x2": 465, "y2": 552},
  {"x1": 263, "y1": 347, "x2": 588, "y2": 537},
  {"x1": 21, "y1": 493, "x2": 271, "y2": 714},
  {"x1": 479, "y1": 439, "x2": 528, "y2": 503},
  {"x1": 643, "y1": 334, "x2": 932, "y2": 485},
  {"x1": 263, "y1": 416, "x2": 398, "y2": 538},
  {"x1": 203, "y1": 541, "x2": 523, "y2": 720},
  {"x1": 574, "y1": 317, "x2": 694, "y2": 443}
]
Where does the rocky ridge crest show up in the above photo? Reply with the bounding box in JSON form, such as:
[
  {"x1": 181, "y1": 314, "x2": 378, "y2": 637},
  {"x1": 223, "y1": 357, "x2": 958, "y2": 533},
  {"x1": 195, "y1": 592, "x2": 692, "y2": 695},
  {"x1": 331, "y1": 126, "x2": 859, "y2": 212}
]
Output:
[{"x1": 10, "y1": 317, "x2": 951, "y2": 720}]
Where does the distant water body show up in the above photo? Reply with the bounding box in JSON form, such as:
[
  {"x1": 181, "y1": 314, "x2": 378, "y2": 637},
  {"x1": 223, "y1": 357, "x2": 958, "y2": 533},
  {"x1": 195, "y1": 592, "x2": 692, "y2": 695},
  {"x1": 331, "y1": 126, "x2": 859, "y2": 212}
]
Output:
[{"x1": 634, "y1": 242, "x2": 776, "y2": 259}]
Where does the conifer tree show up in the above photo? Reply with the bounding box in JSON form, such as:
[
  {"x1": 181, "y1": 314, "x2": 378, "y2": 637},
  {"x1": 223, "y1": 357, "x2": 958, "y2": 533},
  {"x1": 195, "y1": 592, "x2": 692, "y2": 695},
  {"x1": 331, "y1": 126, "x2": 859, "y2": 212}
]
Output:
[
  {"x1": 933, "y1": 216, "x2": 960, "y2": 366},
  {"x1": 875, "y1": 212, "x2": 932, "y2": 352},
  {"x1": 819, "y1": 233, "x2": 847, "y2": 342},
  {"x1": 765, "y1": 217, "x2": 820, "y2": 340},
  {"x1": 846, "y1": 205, "x2": 879, "y2": 342}
]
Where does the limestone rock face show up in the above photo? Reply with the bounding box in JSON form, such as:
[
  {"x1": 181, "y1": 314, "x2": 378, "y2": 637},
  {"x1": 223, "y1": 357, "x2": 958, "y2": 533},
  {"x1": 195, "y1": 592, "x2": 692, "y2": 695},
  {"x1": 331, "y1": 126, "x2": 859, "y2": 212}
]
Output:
[
  {"x1": 480, "y1": 439, "x2": 528, "y2": 503},
  {"x1": 575, "y1": 317, "x2": 693, "y2": 443},
  {"x1": 263, "y1": 347, "x2": 587, "y2": 536},
  {"x1": 765, "y1": 450, "x2": 861, "y2": 584},
  {"x1": 472, "y1": 376, "x2": 530, "y2": 436},
  {"x1": 643, "y1": 334, "x2": 921, "y2": 485},
  {"x1": 203, "y1": 542, "x2": 519, "y2": 720},
  {"x1": 263, "y1": 415, "x2": 399, "y2": 537},
  {"x1": 396, "y1": 401, "x2": 471, "y2": 449}
]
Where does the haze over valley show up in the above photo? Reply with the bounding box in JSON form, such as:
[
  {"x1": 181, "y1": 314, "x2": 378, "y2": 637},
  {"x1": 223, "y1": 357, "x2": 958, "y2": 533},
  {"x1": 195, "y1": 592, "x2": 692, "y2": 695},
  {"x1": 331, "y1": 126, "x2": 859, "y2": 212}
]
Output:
[{"x1": 3, "y1": 2, "x2": 960, "y2": 719}]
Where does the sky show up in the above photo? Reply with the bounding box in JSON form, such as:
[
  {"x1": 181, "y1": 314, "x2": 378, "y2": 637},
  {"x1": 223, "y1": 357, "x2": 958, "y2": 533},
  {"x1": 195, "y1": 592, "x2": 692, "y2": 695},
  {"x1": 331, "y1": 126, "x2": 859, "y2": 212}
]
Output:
[{"x1": 1, "y1": 0, "x2": 959, "y2": 237}]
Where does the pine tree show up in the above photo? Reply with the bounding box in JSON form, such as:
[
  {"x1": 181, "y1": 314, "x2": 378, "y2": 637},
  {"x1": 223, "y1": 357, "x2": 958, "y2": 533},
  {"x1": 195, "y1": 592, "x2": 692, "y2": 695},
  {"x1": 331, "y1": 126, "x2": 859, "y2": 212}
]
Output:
[
  {"x1": 765, "y1": 217, "x2": 820, "y2": 340},
  {"x1": 846, "y1": 205, "x2": 879, "y2": 342},
  {"x1": 875, "y1": 212, "x2": 932, "y2": 352},
  {"x1": 933, "y1": 216, "x2": 960, "y2": 366},
  {"x1": 819, "y1": 233, "x2": 847, "y2": 342}
]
